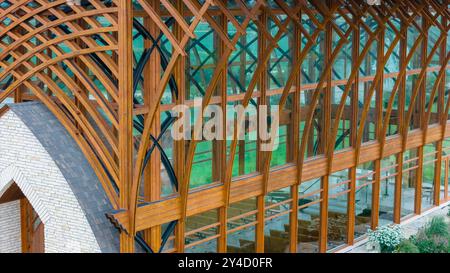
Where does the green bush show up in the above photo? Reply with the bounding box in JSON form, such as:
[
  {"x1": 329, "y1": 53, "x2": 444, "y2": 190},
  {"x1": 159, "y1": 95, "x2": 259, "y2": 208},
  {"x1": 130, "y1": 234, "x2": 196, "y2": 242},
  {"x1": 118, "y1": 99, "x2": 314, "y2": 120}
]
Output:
[
  {"x1": 425, "y1": 216, "x2": 449, "y2": 237},
  {"x1": 410, "y1": 216, "x2": 450, "y2": 253},
  {"x1": 411, "y1": 233, "x2": 448, "y2": 253},
  {"x1": 396, "y1": 240, "x2": 419, "y2": 253}
]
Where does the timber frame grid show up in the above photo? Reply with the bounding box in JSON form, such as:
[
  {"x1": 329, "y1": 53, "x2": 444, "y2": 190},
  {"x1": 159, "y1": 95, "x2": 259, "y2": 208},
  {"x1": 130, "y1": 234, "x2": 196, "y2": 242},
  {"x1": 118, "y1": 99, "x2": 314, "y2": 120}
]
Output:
[{"x1": 0, "y1": 0, "x2": 450, "y2": 253}]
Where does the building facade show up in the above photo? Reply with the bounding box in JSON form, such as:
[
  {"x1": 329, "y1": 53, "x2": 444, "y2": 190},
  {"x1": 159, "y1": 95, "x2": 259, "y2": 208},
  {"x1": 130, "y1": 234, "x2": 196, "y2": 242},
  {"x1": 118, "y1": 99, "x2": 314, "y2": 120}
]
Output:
[{"x1": 0, "y1": 0, "x2": 449, "y2": 253}]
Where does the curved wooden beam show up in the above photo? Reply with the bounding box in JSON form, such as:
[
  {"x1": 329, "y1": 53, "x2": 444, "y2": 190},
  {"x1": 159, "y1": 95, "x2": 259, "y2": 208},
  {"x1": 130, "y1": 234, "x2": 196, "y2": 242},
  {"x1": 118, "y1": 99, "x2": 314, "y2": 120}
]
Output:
[{"x1": 129, "y1": 0, "x2": 214, "y2": 237}]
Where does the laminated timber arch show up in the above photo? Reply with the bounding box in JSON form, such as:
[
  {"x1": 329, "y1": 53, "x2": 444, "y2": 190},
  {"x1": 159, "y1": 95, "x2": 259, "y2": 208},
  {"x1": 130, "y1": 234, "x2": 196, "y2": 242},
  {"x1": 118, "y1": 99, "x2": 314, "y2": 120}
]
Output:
[
  {"x1": 0, "y1": 0, "x2": 450, "y2": 253},
  {"x1": 0, "y1": 0, "x2": 121, "y2": 211}
]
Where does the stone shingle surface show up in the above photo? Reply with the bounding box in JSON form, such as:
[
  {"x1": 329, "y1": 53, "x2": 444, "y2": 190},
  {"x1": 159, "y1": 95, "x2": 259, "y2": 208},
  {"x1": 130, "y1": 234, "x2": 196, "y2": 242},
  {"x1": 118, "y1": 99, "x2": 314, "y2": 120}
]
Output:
[{"x1": 8, "y1": 101, "x2": 120, "y2": 253}]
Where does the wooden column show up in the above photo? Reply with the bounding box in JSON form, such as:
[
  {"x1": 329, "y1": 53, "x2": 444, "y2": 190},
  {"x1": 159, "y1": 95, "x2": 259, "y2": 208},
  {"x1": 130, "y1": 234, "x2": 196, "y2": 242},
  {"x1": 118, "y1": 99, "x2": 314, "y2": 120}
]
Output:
[
  {"x1": 434, "y1": 141, "x2": 443, "y2": 206},
  {"x1": 394, "y1": 16, "x2": 408, "y2": 224},
  {"x1": 371, "y1": 21, "x2": 386, "y2": 230},
  {"x1": 319, "y1": 0, "x2": 333, "y2": 252},
  {"x1": 256, "y1": 196, "x2": 265, "y2": 253},
  {"x1": 143, "y1": 0, "x2": 162, "y2": 250},
  {"x1": 217, "y1": 0, "x2": 228, "y2": 253},
  {"x1": 255, "y1": 8, "x2": 268, "y2": 253},
  {"x1": 440, "y1": 11, "x2": 448, "y2": 203},
  {"x1": 289, "y1": 3, "x2": 302, "y2": 253},
  {"x1": 174, "y1": 0, "x2": 186, "y2": 253},
  {"x1": 347, "y1": 13, "x2": 360, "y2": 245},
  {"x1": 118, "y1": 0, "x2": 135, "y2": 253},
  {"x1": 434, "y1": 10, "x2": 447, "y2": 206},
  {"x1": 414, "y1": 16, "x2": 427, "y2": 215}
]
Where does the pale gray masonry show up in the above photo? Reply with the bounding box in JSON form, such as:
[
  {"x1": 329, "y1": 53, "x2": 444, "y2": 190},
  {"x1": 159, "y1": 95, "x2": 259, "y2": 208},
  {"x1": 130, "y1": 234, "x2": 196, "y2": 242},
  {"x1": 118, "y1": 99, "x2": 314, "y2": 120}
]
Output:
[
  {"x1": 0, "y1": 102, "x2": 120, "y2": 253},
  {"x1": 0, "y1": 200, "x2": 21, "y2": 253}
]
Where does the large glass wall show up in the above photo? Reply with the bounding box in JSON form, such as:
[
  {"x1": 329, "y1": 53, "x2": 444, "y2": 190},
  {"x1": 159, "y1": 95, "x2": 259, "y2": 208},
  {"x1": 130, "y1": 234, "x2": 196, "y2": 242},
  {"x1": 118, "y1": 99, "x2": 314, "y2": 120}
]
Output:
[
  {"x1": 131, "y1": 2, "x2": 450, "y2": 254},
  {"x1": 17, "y1": 1, "x2": 449, "y2": 254}
]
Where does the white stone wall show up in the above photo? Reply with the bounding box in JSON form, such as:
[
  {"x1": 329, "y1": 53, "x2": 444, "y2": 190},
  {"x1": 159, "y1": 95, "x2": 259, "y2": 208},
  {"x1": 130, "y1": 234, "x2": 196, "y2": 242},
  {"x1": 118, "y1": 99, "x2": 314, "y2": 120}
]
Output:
[
  {"x1": 0, "y1": 111, "x2": 101, "y2": 253},
  {"x1": 0, "y1": 200, "x2": 21, "y2": 253}
]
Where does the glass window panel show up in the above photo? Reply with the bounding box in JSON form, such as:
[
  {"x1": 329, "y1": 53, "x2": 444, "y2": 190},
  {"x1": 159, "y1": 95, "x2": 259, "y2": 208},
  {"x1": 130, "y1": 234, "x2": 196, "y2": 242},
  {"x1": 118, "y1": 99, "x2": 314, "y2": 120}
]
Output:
[
  {"x1": 190, "y1": 140, "x2": 215, "y2": 188},
  {"x1": 187, "y1": 21, "x2": 217, "y2": 100},
  {"x1": 300, "y1": 89, "x2": 325, "y2": 159},
  {"x1": 185, "y1": 209, "x2": 219, "y2": 253},
  {"x1": 383, "y1": 77, "x2": 400, "y2": 136},
  {"x1": 332, "y1": 85, "x2": 352, "y2": 151},
  {"x1": 407, "y1": 18, "x2": 423, "y2": 70},
  {"x1": 332, "y1": 14, "x2": 352, "y2": 81},
  {"x1": 228, "y1": 21, "x2": 258, "y2": 94},
  {"x1": 384, "y1": 18, "x2": 401, "y2": 73},
  {"x1": 426, "y1": 71, "x2": 439, "y2": 124},
  {"x1": 427, "y1": 16, "x2": 441, "y2": 67},
  {"x1": 440, "y1": 157, "x2": 446, "y2": 202},
  {"x1": 422, "y1": 143, "x2": 437, "y2": 211},
  {"x1": 268, "y1": 17, "x2": 293, "y2": 90},
  {"x1": 301, "y1": 17, "x2": 324, "y2": 85},
  {"x1": 160, "y1": 222, "x2": 176, "y2": 253},
  {"x1": 355, "y1": 162, "x2": 375, "y2": 239},
  {"x1": 159, "y1": 111, "x2": 176, "y2": 197},
  {"x1": 359, "y1": 15, "x2": 378, "y2": 77},
  {"x1": 442, "y1": 138, "x2": 450, "y2": 200},
  {"x1": 297, "y1": 178, "x2": 322, "y2": 253},
  {"x1": 379, "y1": 155, "x2": 396, "y2": 226},
  {"x1": 270, "y1": 93, "x2": 294, "y2": 168},
  {"x1": 264, "y1": 187, "x2": 291, "y2": 253},
  {"x1": 327, "y1": 169, "x2": 349, "y2": 250},
  {"x1": 226, "y1": 100, "x2": 258, "y2": 177},
  {"x1": 401, "y1": 148, "x2": 418, "y2": 219},
  {"x1": 358, "y1": 80, "x2": 377, "y2": 143},
  {"x1": 227, "y1": 198, "x2": 257, "y2": 253},
  {"x1": 405, "y1": 74, "x2": 422, "y2": 130}
]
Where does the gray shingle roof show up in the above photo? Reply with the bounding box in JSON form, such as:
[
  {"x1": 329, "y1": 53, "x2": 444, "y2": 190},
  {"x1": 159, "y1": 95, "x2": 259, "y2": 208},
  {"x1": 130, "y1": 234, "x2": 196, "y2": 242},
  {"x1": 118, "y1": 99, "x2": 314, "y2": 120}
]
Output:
[{"x1": 8, "y1": 101, "x2": 120, "y2": 253}]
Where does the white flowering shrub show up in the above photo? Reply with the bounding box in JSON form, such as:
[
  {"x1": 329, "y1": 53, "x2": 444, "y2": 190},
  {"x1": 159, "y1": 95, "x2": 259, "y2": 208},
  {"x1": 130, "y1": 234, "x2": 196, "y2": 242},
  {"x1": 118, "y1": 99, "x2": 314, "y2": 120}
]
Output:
[{"x1": 367, "y1": 225, "x2": 404, "y2": 253}]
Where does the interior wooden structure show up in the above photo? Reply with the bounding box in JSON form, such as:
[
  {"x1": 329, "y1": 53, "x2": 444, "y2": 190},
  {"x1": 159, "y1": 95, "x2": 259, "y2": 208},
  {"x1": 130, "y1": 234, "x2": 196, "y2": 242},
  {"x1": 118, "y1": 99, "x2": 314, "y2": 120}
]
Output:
[{"x1": 0, "y1": 0, "x2": 449, "y2": 253}]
